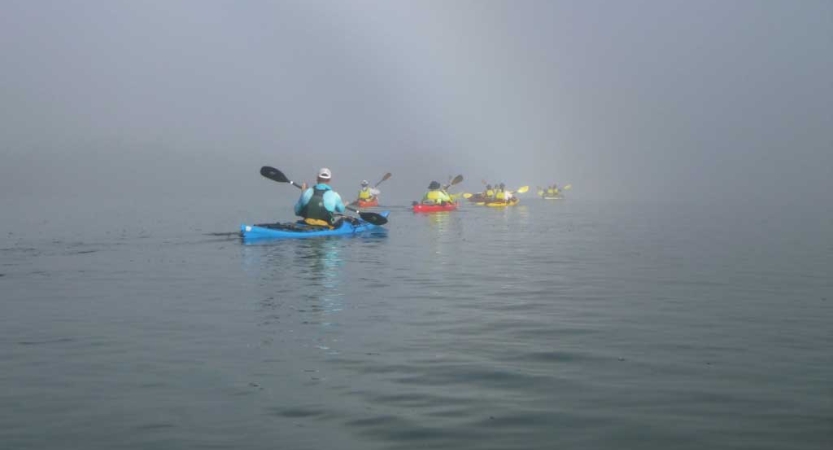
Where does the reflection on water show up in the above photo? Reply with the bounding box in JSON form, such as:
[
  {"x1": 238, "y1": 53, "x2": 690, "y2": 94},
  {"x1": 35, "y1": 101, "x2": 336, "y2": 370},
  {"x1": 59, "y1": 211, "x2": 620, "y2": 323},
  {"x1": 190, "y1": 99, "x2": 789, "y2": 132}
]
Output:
[
  {"x1": 296, "y1": 239, "x2": 345, "y2": 324},
  {"x1": 240, "y1": 238, "x2": 351, "y2": 357}
]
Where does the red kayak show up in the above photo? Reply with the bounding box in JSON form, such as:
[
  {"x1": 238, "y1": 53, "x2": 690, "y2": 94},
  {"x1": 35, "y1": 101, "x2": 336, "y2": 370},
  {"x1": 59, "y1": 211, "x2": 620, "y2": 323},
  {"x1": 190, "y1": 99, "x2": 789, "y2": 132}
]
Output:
[
  {"x1": 412, "y1": 201, "x2": 459, "y2": 213},
  {"x1": 354, "y1": 198, "x2": 379, "y2": 208}
]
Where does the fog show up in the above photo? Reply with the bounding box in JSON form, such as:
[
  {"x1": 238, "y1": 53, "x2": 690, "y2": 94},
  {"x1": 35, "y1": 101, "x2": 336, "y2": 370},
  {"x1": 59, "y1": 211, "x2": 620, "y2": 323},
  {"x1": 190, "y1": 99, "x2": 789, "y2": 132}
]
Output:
[{"x1": 1, "y1": 0, "x2": 831, "y2": 205}]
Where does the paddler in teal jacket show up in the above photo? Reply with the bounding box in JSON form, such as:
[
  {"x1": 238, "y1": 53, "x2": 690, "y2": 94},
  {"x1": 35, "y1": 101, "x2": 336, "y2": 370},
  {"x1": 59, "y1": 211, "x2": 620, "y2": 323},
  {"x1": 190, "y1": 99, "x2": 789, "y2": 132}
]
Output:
[{"x1": 294, "y1": 167, "x2": 346, "y2": 227}]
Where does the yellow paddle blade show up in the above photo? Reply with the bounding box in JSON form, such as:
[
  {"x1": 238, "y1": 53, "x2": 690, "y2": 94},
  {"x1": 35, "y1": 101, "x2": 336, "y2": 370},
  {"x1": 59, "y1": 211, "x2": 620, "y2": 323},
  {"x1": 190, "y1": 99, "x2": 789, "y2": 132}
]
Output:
[
  {"x1": 462, "y1": 193, "x2": 473, "y2": 199},
  {"x1": 563, "y1": 184, "x2": 572, "y2": 190},
  {"x1": 515, "y1": 186, "x2": 529, "y2": 194}
]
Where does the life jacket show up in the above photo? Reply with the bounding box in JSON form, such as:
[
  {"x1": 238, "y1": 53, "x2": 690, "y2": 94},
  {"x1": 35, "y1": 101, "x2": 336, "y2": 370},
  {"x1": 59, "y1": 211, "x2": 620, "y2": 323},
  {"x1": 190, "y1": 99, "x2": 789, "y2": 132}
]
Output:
[
  {"x1": 423, "y1": 189, "x2": 449, "y2": 204},
  {"x1": 358, "y1": 187, "x2": 372, "y2": 200},
  {"x1": 547, "y1": 188, "x2": 556, "y2": 196},
  {"x1": 299, "y1": 188, "x2": 336, "y2": 226},
  {"x1": 494, "y1": 189, "x2": 504, "y2": 198},
  {"x1": 485, "y1": 189, "x2": 494, "y2": 197}
]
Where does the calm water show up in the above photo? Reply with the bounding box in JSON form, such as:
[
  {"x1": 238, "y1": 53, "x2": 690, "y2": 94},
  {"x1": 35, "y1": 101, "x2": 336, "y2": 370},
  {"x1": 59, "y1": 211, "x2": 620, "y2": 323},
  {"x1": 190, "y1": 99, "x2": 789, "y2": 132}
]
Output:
[{"x1": 2, "y1": 196, "x2": 831, "y2": 449}]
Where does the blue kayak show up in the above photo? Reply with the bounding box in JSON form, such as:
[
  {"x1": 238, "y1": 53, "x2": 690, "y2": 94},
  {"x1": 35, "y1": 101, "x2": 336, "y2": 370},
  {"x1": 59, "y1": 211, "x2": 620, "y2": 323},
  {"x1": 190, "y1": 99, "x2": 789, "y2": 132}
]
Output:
[{"x1": 240, "y1": 211, "x2": 389, "y2": 240}]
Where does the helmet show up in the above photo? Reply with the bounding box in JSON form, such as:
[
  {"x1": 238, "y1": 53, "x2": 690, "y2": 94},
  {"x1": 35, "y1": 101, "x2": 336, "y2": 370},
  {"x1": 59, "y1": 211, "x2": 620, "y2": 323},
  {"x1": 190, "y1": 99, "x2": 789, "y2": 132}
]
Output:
[
  {"x1": 361, "y1": 180, "x2": 369, "y2": 186},
  {"x1": 318, "y1": 168, "x2": 332, "y2": 180},
  {"x1": 428, "y1": 181, "x2": 441, "y2": 190},
  {"x1": 499, "y1": 183, "x2": 505, "y2": 189}
]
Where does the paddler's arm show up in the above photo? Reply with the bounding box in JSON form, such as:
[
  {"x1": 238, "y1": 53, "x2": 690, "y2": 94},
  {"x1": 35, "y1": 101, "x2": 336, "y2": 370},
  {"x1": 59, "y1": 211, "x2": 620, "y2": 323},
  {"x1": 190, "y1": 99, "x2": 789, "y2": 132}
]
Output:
[{"x1": 294, "y1": 184, "x2": 313, "y2": 216}]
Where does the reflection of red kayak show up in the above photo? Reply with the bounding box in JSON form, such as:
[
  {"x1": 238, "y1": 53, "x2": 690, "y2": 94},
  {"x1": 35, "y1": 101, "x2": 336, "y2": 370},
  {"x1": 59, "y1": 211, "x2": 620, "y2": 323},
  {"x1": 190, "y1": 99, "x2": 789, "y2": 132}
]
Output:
[
  {"x1": 412, "y1": 202, "x2": 459, "y2": 213},
  {"x1": 354, "y1": 198, "x2": 379, "y2": 208}
]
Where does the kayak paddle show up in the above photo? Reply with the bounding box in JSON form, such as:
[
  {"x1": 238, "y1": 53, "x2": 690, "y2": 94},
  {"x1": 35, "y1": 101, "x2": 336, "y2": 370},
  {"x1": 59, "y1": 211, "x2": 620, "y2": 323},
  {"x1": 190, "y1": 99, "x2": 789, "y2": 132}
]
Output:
[
  {"x1": 443, "y1": 174, "x2": 464, "y2": 191},
  {"x1": 259, "y1": 166, "x2": 388, "y2": 226},
  {"x1": 374, "y1": 172, "x2": 392, "y2": 188}
]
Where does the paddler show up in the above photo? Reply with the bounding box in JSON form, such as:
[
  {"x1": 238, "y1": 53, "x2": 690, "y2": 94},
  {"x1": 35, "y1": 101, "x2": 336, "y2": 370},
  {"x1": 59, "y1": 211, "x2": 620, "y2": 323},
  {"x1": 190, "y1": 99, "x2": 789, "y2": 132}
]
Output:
[
  {"x1": 494, "y1": 183, "x2": 506, "y2": 200},
  {"x1": 484, "y1": 184, "x2": 495, "y2": 199},
  {"x1": 547, "y1": 184, "x2": 560, "y2": 197},
  {"x1": 357, "y1": 180, "x2": 380, "y2": 202},
  {"x1": 422, "y1": 181, "x2": 452, "y2": 205},
  {"x1": 294, "y1": 167, "x2": 346, "y2": 227}
]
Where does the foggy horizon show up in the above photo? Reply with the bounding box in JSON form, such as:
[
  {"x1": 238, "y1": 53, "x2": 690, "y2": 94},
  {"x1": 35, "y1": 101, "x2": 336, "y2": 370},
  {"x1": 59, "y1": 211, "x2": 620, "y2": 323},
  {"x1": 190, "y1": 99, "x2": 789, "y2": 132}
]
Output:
[{"x1": 2, "y1": 0, "x2": 831, "y2": 205}]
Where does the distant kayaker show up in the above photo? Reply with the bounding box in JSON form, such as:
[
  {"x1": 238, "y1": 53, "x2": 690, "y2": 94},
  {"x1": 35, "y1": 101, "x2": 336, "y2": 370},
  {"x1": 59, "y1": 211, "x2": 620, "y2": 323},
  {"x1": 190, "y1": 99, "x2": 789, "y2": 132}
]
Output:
[
  {"x1": 546, "y1": 184, "x2": 560, "y2": 197},
  {"x1": 295, "y1": 167, "x2": 346, "y2": 227},
  {"x1": 484, "y1": 184, "x2": 495, "y2": 198},
  {"x1": 357, "y1": 180, "x2": 380, "y2": 202},
  {"x1": 422, "y1": 181, "x2": 452, "y2": 205},
  {"x1": 494, "y1": 183, "x2": 506, "y2": 199}
]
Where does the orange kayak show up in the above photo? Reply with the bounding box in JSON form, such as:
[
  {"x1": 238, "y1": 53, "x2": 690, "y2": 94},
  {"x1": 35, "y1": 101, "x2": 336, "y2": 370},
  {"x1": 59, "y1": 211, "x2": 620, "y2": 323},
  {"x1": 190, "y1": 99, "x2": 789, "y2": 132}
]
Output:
[{"x1": 354, "y1": 198, "x2": 379, "y2": 208}]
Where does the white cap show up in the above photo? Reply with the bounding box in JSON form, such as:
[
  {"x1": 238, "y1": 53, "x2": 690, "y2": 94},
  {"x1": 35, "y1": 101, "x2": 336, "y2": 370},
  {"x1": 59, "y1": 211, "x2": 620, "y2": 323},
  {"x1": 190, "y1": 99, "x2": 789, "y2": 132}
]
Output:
[
  {"x1": 318, "y1": 167, "x2": 332, "y2": 180},
  {"x1": 361, "y1": 180, "x2": 369, "y2": 186}
]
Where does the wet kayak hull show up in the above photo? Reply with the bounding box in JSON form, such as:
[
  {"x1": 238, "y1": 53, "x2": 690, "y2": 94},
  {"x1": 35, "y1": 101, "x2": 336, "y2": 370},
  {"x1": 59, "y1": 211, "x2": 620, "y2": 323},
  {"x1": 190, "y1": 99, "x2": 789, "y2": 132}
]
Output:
[
  {"x1": 412, "y1": 202, "x2": 459, "y2": 213},
  {"x1": 478, "y1": 199, "x2": 520, "y2": 207},
  {"x1": 241, "y1": 211, "x2": 389, "y2": 240},
  {"x1": 354, "y1": 198, "x2": 379, "y2": 208}
]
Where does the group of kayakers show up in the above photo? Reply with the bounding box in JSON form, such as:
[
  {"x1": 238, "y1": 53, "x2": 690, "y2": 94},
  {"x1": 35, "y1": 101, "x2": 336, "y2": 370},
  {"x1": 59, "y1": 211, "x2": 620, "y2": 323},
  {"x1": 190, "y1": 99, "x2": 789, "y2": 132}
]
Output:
[
  {"x1": 480, "y1": 183, "x2": 515, "y2": 202},
  {"x1": 292, "y1": 167, "x2": 563, "y2": 227},
  {"x1": 541, "y1": 184, "x2": 561, "y2": 198}
]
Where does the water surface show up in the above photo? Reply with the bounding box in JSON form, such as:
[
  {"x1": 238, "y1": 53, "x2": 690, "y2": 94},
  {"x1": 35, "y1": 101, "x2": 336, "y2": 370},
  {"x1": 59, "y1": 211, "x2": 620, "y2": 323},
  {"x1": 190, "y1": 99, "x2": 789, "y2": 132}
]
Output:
[{"x1": 2, "y1": 197, "x2": 831, "y2": 449}]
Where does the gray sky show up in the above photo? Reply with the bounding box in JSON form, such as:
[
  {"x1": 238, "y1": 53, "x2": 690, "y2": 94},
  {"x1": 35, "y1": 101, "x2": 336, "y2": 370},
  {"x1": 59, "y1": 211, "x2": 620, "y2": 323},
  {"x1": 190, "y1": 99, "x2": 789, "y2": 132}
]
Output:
[{"x1": 1, "y1": 0, "x2": 831, "y2": 204}]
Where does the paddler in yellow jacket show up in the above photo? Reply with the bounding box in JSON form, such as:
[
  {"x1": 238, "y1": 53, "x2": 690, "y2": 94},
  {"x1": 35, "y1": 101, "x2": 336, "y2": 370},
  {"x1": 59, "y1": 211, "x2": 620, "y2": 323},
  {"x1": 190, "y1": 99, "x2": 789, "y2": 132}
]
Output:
[
  {"x1": 494, "y1": 183, "x2": 506, "y2": 200},
  {"x1": 546, "y1": 184, "x2": 560, "y2": 197},
  {"x1": 422, "y1": 181, "x2": 452, "y2": 205},
  {"x1": 483, "y1": 184, "x2": 495, "y2": 199},
  {"x1": 357, "y1": 180, "x2": 380, "y2": 202}
]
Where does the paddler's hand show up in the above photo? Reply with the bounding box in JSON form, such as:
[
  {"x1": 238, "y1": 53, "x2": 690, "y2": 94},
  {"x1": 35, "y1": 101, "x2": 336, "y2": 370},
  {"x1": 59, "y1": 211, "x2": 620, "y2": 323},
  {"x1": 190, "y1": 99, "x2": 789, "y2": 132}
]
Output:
[{"x1": 301, "y1": 182, "x2": 308, "y2": 190}]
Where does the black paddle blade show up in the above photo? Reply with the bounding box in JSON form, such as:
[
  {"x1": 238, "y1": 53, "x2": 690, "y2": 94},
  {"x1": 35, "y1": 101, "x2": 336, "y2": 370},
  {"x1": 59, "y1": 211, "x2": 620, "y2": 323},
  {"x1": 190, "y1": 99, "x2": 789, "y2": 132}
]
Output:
[
  {"x1": 450, "y1": 174, "x2": 464, "y2": 185},
  {"x1": 260, "y1": 166, "x2": 290, "y2": 183},
  {"x1": 345, "y1": 205, "x2": 388, "y2": 226},
  {"x1": 359, "y1": 212, "x2": 388, "y2": 226}
]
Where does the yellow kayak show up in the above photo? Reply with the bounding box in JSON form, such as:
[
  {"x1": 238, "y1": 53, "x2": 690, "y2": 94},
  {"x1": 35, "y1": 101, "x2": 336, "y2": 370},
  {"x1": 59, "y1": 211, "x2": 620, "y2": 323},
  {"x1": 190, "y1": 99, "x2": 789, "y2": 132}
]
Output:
[{"x1": 478, "y1": 198, "x2": 520, "y2": 207}]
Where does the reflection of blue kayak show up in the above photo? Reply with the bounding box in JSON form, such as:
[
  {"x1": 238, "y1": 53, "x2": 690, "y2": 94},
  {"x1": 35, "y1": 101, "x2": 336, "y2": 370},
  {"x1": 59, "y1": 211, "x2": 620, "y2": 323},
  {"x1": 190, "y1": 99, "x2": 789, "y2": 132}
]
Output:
[{"x1": 241, "y1": 211, "x2": 389, "y2": 240}]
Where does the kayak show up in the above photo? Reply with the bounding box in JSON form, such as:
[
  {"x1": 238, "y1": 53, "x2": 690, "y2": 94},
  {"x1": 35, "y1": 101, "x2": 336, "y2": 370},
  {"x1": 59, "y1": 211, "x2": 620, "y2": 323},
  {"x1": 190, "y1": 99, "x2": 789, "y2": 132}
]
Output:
[
  {"x1": 466, "y1": 193, "x2": 487, "y2": 202},
  {"x1": 480, "y1": 198, "x2": 519, "y2": 207},
  {"x1": 354, "y1": 198, "x2": 379, "y2": 208},
  {"x1": 412, "y1": 202, "x2": 459, "y2": 213},
  {"x1": 240, "y1": 211, "x2": 389, "y2": 240}
]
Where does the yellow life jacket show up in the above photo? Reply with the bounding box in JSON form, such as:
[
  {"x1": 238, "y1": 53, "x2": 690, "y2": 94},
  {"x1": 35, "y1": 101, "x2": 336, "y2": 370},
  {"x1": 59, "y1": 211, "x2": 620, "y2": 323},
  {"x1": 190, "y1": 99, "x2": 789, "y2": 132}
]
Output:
[
  {"x1": 547, "y1": 188, "x2": 556, "y2": 196},
  {"x1": 485, "y1": 189, "x2": 494, "y2": 197},
  {"x1": 423, "y1": 189, "x2": 451, "y2": 203},
  {"x1": 358, "y1": 188, "x2": 372, "y2": 200}
]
